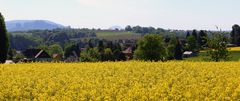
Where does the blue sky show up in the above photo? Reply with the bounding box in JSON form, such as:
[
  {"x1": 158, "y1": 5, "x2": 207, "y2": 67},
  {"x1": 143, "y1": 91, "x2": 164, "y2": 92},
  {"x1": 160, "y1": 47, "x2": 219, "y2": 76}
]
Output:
[{"x1": 0, "y1": 0, "x2": 240, "y2": 30}]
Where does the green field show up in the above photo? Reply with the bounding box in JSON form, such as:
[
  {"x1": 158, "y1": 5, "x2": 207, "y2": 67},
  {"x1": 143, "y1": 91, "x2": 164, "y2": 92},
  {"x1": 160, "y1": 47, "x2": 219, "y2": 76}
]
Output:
[
  {"x1": 96, "y1": 31, "x2": 141, "y2": 40},
  {"x1": 184, "y1": 51, "x2": 240, "y2": 61}
]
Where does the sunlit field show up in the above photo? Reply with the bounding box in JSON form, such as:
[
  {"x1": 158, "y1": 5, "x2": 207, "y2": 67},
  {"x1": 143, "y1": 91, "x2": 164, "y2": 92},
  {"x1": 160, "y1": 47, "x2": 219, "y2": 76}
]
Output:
[
  {"x1": 186, "y1": 47, "x2": 240, "y2": 61},
  {"x1": 1, "y1": 61, "x2": 240, "y2": 100},
  {"x1": 229, "y1": 47, "x2": 240, "y2": 52},
  {"x1": 96, "y1": 31, "x2": 141, "y2": 40}
]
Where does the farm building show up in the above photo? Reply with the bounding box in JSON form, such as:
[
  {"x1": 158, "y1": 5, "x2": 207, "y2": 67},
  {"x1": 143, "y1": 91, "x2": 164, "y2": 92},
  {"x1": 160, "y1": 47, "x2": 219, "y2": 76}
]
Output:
[
  {"x1": 52, "y1": 54, "x2": 63, "y2": 61},
  {"x1": 122, "y1": 47, "x2": 133, "y2": 59},
  {"x1": 183, "y1": 51, "x2": 196, "y2": 58},
  {"x1": 22, "y1": 49, "x2": 51, "y2": 62}
]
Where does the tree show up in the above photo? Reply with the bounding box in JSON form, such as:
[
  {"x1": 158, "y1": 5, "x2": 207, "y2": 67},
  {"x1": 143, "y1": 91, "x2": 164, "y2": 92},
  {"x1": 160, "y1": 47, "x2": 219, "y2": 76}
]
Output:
[
  {"x1": 64, "y1": 43, "x2": 80, "y2": 58},
  {"x1": 11, "y1": 35, "x2": 37, "y2": 50},
  {"x1": 37, "y1": 44, "x2": 48, "y2": 50},
  {"x1": 48, "y1": 44, "x2": 64, "y2": 56},
  {"x1": 186, "y1": 35, "x2": 198, "y2": 52},
  {"x1": 132, "y1": 26, "x2": 143, "y2": 33},
  {"x1": 165, "y1": 36, "x2": 177, "y2": 60},
  {"x1": 97, "y1": 40, "x2": 105, "y2": 61},
  {"x1": 113, "y1": 49, "x2": 126, "y2": 61},
  {"x1": 0, "y1": 13, "x2": 9, "y2": 63},
  {"x1": 186, "y1": 31, "x2": 190, "y2": 39},
  {"x1": 206, "y1": 33, "x2": 231, "y2": 62},
  {"x1": 102, "y1": 48, "x2": 114, "y2": 61},
  {"x1": 186, "y1": 29, "x2": 199, "y2": 51},
  {"x1": 113, "y1": 43, "x2": 126, "y2": 61},
  {"x1": 198, "y1": 30, "x2": 208, "y2": 48},
  {"x1": 50, "y1": 32, "x2": 70, "y2": 47},
  {"x1": 97, "y1": 40, "x2": 105, "y2": 53},
  {"x1": 134, "y1": 34, "x2": 166, "y2": 61},
  {"x1": 7, "y1": 49, "x2": 16, "y2": 60},
  {"x1": 148, "y1": 27, "x2": 155, "y2": 33},
  {"x1": 192, "y1": 29, "x2": 198, "y2": 40},
  {"x1": 88, "y1": 39, "x2": 94, "y2": 48},
  {"x1": 80, "y1": 48, "x2": 100, "y2": 62},
  {"x1": 174, "y1": 38, "x2": 183, "y2": 60},
  {"x1": 125, "y1": 25, "x2": 132, "y2": 31},
  {"x1": 231, "y1": 24, "x2": 240, "y2": 45}
]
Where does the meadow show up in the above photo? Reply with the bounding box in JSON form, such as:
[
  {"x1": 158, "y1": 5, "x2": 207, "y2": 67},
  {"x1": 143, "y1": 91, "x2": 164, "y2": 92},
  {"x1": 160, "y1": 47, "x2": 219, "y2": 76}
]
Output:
[
  {"x1": 1, "y1": 62, "x2": 240, "y2": 100},
  {"x1": 185, "y1": 47, "x2": 240, "y2": 61},
  {"x1": 96, "y1": 31, "x2": 141, "y2": 40}
]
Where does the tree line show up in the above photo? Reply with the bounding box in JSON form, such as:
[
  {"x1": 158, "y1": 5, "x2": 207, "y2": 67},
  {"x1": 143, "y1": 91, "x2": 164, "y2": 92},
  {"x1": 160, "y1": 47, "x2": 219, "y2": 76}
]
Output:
[{"x1": 9, "y1": 28, "x2": 96, "y2": 51}]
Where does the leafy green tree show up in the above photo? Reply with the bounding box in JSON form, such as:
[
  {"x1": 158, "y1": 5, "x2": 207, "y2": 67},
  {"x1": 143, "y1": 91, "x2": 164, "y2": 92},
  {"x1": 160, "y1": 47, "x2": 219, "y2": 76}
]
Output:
[
  {"x1": 13, "y1": 53, "x2": 25, "y2": 63},
  {"x1": 102, "y1": 48, "x2": 114, "y2": 61},
  {"x1": 97, "y1": 40, "x2": 105, "y2": 61},
  {"x1": 97, "y1": 40, "x2": 105, "y2": 53},
  {"x1": 48, "y1": 44, "x2": 64, "y2": 56},
  {"x1": 192, "y1": 29, "x2": 198, "y2": 40},
  {"x1": 198, "y1": 30, "x2": 208, "y2": 48},
  {"x1": 186, "y1": 31, "x2": 190, "y2": 38},
  {"x1": 134, "y1": 34, "x2": 166, "y2": 61},
  {"x1": 125, "y1": 25, "x2": 132, "y2": 31},
  {"x1": 7, "y1": 49, "x2": 16, "y2": 60},
  {"x1": 186, "y1": 35, "x2": 198, "y2": 52},
  {"x1": 111, "y1": 43, "x2": 126, "y2": 61},
  {"x1": 231, "y1": 24, "x2": 240, "y2": 45},
  {"x1": 113, "y1": 49, "x2": 126, "y2": 61},
  {"x1": 148, "y1": 27, "x2": 156, "y2": 33},
  {"x1": 206, "y1": 33, "x2": 231, "y2": 62},
  {"x1": 132, "y1": 26, "x2": 143, "y2": 33},
  {"x1": 64, "y1": 43, "x2": 80, "y2": 58},
  {"x1": 37, "y1": 44, "x2": 48, "y2": 50},
  {"x1": 11, "y1": 35, "x2": 37, "y2": 50},
  {"x1": 80, "y1": 48, "x2": 100, "y2": 62},
  {"x1": 0, "y1": 13, "x2": 9, "y2": 63},
  {"x1": 184, "y1": 30, "x2": 199, "y2": 52},
  {"x1": 50, "y1": 33, "x2": 70, "y2": 47},
  {"x1": 165, "y1": 36, "x2": 177, "y2": 60},
  {"x1": 174, "y1": 38, "x2": 183, "y2": 60}
]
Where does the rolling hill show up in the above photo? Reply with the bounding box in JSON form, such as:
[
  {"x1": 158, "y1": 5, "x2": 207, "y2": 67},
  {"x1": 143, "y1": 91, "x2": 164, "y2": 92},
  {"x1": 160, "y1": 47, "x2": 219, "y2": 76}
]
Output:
[{"x1": 6, "y1": 20, "x2": 65, "y2": 32}]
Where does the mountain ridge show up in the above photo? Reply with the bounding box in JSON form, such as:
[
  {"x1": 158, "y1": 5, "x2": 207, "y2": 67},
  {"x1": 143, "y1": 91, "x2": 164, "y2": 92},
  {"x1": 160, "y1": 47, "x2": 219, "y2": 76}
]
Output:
[{"x1": 6, "y1": 20, "x2": 65, "y2": 32}]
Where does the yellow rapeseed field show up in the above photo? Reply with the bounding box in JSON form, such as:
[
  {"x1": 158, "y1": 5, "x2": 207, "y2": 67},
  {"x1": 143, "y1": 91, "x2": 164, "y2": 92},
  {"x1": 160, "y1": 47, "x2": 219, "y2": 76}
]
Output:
[
  {"x1": 229, "y1": 47, "x2": 240, "y2": 52},
  {"x1": 1, "y1": 61, "x2": 240, "y2": 100}
]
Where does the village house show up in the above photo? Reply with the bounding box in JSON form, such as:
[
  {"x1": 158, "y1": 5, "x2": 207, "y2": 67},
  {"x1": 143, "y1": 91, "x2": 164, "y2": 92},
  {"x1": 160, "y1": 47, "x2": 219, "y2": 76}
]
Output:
[
  {"x1": 122, "y1": 47, "x2": 133, "y2": 59},
  {"x1": 5, "y1": 60, "x2": 14, "y2": 64},
  {"x1": 183, "y1": 51, "x2": 196, "y2": 58},
  {"x1": 52, "y1": 54, "x2": 63, "y2": 61},
  {"x1": 22, "y1": 49, "x2": 52, "y2": 62}
]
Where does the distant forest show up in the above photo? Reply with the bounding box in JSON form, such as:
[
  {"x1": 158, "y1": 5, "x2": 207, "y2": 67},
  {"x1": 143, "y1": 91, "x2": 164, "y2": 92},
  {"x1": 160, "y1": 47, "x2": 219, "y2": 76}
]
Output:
[
  {"x1": 7, "y1": 24, "x2": 240, "y2": 62},
  {"x1": 9, "y1": 26, "x2": 230, "y2": 51}
]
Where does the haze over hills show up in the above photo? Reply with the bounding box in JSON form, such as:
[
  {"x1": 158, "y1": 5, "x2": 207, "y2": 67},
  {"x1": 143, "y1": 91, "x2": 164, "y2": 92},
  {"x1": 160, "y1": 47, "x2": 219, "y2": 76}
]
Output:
[{"x1": 6, "y1": 20, "x2": 65, "y2": 32}]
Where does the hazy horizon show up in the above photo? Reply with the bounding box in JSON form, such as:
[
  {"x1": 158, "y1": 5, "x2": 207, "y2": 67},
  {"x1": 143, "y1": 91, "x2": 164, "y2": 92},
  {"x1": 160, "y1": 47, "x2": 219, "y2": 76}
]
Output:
[{"x1": 1, "y1": 0, "x2": 240, "y2": 30}]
